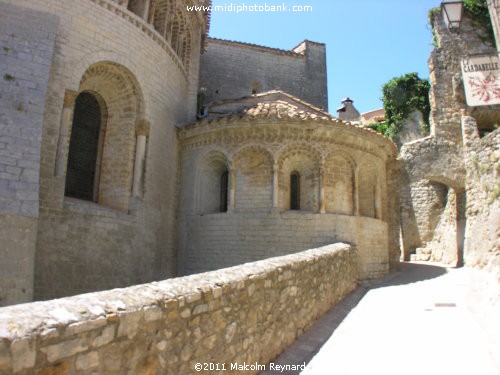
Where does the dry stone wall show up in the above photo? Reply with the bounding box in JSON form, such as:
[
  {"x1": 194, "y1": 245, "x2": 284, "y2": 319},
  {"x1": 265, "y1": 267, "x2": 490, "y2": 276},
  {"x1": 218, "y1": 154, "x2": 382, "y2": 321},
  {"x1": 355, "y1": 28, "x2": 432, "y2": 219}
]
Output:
[{"x1": 0, "y1": 244, "x2": 357, "y2": 375}]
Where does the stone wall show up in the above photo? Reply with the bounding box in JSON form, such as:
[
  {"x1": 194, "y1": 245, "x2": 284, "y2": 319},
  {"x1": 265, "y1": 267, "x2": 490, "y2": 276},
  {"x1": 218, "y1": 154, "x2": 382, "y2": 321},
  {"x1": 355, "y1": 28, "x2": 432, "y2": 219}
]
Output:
[
  {"x1": 0, "y1": 244, "x2": 357, "y2": 375},
  {"x1": 399, "y1": 9, "x2": 498, "y2": 265},
  {"x1": 394, "y1": 110, "x2": 427, "y2": 148},
  {"x1": 178, "y1": 111, "x2": 396, "y2": 280},
  {"x1": 0, "y1": 2, "x2": 58, "y2": 306},
  {"x1": 462, "y1": 116, "x2": 499, "y2": 284},
  {"x1": 180, "y1": 213, "x2": 387, "y2": 281},
  {"x1": 399, "y1": 137, "x2": 466, "y2": 263},
  {"x1": 429, "y1": 10, "x2": 496, "y2": 140},
  {"x1": 0, "y1": 0, "x2": 205, "y2": 302},
  {"x1": 488, "y1": 0, "x2": 500, "y2": 50},
  {"x1": 199, "y1": 38, "x2": 328, "y2": 110}
]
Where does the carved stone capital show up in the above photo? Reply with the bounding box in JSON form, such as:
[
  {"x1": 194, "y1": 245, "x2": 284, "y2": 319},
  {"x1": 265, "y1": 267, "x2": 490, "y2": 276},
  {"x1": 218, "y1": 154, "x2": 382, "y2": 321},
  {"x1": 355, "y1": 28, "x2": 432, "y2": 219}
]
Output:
[
  {"x1": 63, "y1": 90, "x2": 77, "y2": 109},
  {"x1": 135, "y1": 119, "x2": 151, "y2": 136}
]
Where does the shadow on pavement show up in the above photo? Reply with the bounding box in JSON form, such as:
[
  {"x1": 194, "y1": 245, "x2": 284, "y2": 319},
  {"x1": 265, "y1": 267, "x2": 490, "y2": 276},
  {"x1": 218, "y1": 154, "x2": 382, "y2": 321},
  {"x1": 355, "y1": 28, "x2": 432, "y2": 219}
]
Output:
[
  {"x1": 259, "y1": 287, "x2": 368, "y2": 375},
  {"x1": 260, "y1": 262, "x2": 449, "y2": 375},
  {"x1": 367, "y1": 261, "x2": 449, "y2": 289}
]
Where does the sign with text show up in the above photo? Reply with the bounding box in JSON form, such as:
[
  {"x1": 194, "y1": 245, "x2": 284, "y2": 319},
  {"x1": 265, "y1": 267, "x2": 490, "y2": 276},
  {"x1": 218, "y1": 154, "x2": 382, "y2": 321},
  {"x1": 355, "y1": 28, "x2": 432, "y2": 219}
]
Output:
[{"x1": 461, "y1": 53, "x2": 500, "y2": 106}]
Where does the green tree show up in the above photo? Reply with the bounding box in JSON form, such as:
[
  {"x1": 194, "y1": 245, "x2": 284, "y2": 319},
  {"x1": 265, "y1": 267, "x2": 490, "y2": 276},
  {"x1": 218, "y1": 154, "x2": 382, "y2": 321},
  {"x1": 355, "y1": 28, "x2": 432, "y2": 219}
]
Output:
[{"x1": 377, "y1": 73, "x2": 431, "y2": 138}]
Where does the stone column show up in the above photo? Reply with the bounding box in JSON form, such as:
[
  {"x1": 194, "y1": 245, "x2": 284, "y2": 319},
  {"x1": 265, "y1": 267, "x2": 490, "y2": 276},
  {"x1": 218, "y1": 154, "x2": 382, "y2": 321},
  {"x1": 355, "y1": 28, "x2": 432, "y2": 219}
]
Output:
[
  {"x1": 228, "y1": 167, "x2": 236, "y2": 213},
  {"x1": 354, "y1": 167, "x2": 360, "y2": 215},
  {"x1": 272, "y1": 163, "x2": 279, "y2": 211},
  {"x1": 147, "y1": 0, "x2": 156, "y2": 24},
  {"x1": 319, "y1": 166, "x2": 326, "y2": 213},
  {"x1": 132, "y1": 119, "x2": 150, "y2": 197},
  {"x1": 374, "y1": 183, "x2": 382, "y2": 220},
  {"x1": 54, "y1": 90, "x2": 76, "y2": 177}
]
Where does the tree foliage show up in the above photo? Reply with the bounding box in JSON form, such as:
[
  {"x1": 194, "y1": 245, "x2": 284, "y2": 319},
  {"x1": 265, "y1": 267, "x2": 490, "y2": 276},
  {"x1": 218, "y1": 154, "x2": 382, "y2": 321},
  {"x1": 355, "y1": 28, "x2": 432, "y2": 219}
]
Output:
[
  {"x1": 365, "y1": 73, "x2": 431, "y2": 138},
  {"x1": 464, "y1": 0, "x2": 494, "y2": 43}
]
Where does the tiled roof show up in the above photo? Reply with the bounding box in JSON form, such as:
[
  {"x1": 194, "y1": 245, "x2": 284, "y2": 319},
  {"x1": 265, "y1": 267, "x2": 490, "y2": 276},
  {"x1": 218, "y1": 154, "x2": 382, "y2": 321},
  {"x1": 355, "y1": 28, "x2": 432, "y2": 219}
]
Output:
[
  {"x1": 226, "y1": 99, "x2": 332, "y2": 121},
  {"x1": 180, "y1": 90, "x2": 397, "y2": 151}
]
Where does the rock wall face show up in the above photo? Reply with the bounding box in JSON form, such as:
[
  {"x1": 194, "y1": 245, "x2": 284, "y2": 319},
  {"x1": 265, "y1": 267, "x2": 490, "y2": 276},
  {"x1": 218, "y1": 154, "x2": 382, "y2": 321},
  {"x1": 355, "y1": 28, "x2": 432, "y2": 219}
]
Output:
[
  {"x1": 462, "y1": 116, "x2": 499, "y2": 286},
  {"x1": 0, "y1": 244, "x2": 357, "y2": 375},
  {"x1": 488, "y1": 0, "x2": 500, "y2": 50},
  {"x1": 199, "y1": 39, "x2": 328, "y2": 110},
  {"x1": 428, "y1": 11, "x2": 497, "y2": 141},
  {"x1": 399, "y1": 9, "x2": 498, "y2": 266}
]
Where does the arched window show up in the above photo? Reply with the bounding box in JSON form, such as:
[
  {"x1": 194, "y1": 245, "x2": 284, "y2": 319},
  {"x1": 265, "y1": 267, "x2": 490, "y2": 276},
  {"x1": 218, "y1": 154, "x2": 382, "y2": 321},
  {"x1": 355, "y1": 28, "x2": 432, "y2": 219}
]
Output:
[
  {"x1": 290, "y1": 171, "x2": 300, "y2": 210},
  {"x1": 220, "y1": 170, "x2": 229, "y2": 212},
  {"x1": 65, "y1": 92, "x2": 106, "y2": 202}
]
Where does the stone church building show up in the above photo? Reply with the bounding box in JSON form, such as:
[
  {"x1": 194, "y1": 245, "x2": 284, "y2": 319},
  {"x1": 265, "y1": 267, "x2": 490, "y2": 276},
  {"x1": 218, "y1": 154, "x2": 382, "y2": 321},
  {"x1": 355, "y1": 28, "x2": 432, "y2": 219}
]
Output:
[{"x1": 0, "y1": 0, "x2": 498, "y2": 310}]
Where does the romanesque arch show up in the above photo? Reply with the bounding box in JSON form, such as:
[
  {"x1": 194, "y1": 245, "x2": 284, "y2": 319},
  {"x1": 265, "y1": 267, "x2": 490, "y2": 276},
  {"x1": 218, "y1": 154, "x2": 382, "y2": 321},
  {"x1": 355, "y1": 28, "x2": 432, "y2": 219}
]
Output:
[
  {"x1": 68, "y1": 61, "x2": 145, "y2": 211},
  {"x1": 195, "y1": 151, "x2": 230, "y2": 214},
  {"x1": 232, "y1": 145, "x2": 274, "y2": 212},
  {"x1": 358, "y1": 162, "x2": 381, "y2": 219},
  {"x1": 277, "y1": 145, "x2": 320, "y2": 212},
  {"x1": 323, "y1": 152, "x2": 356, "y2": 215}
]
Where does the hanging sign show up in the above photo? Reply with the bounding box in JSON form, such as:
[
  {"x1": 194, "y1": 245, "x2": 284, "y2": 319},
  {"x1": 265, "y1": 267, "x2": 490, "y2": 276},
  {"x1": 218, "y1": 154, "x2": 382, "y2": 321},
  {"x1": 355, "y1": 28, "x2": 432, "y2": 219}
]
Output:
[{"x1": 461, "y1": 53, "x2": 500, "y2": 106}]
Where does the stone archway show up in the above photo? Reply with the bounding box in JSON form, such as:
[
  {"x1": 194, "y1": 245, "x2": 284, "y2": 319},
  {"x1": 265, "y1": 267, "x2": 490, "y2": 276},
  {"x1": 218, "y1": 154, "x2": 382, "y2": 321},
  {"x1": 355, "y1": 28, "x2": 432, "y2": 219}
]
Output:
[
  {"x1": 71, "y1": 61, "x2": 145, "y2": 211},
  {"x1": 399, "y1": 137, "x2": 466, "y2": 265}
]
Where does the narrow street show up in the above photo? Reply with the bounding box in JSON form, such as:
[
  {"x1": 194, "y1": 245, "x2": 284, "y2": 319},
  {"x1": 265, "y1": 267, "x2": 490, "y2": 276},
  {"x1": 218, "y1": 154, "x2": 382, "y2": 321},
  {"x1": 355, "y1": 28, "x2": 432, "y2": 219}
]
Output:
[{"x1": 262, "y1": 262, "x2": 500, "y2": 375}]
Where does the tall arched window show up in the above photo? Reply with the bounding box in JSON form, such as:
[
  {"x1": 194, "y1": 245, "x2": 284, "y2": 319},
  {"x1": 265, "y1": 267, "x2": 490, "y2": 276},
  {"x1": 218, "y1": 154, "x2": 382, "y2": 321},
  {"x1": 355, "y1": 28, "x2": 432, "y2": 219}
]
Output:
[
  {"x1": 65, "y1": 92, "x2": 106, "y2": 202},
  {"x1": 220, "y1": 170, "x2": 229, "y2": 212},
  {"x1": 290, "y1": 171, "x2": 300, "y2": 210}
]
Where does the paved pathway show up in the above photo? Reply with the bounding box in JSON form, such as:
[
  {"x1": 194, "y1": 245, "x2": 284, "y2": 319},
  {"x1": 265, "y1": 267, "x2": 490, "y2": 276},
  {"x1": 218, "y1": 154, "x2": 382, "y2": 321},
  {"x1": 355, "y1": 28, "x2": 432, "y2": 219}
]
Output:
[{"x1": 261, "y1": 262, "x2": 500, "y2": 375}]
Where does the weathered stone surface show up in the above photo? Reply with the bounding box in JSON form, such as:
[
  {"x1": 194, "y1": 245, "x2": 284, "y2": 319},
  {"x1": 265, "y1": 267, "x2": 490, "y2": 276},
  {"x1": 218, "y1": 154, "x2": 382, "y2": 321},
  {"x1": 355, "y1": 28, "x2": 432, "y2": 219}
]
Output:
[
  {"x1": 11, "y1": 338, "x2": 35, "y2": 372},
  {"x1": 399, "y1": 9, "x2": 499, "y2": 278},
  {"x1": 93, "y1": 325, "x2": 115, "y2": 348},
  {"x1": 75, "y1": 351, "x2": 99, "y2": 371},
  {"x1": 35, "y1": 362, "x2": 70, "y2": 375},
  {"x1": 41, "y1": 338, "x2": 88, "y2": 363},
  {"x1": 0, "y1": 337, "x2": 11, "y2": 371},
  {"x1": 200, "y1": 39, "x2": 328, "y2": 110},
  {"x1": 0, "y1": 0, "x2": 205, "y2": 306},
  {"x1": 0, "y1": 244, "x2": 356, "y2": 374},
  {"x1": 177, "y1": 91, "x2": 396, "y2": 281}
]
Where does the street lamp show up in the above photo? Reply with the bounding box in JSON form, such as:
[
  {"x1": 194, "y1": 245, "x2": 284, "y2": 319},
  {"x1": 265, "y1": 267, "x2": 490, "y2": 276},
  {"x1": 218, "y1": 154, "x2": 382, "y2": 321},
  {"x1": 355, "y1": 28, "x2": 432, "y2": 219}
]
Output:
[{"x1": 441, "y1": 0, "x2": 464, "y2": 30}]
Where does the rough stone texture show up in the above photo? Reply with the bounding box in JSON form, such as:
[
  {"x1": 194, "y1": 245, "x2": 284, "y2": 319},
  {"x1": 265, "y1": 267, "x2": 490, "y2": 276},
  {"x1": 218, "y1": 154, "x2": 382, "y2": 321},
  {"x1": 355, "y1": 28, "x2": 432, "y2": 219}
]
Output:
[
  {"x1": 0, "y1": 0, "x2": 207, "y2": 303},
  {"x1": 394, "y1": 136, "x2": 465, "y2": 262},
  {"x1": 428, "y1": 11, "x2": 496, "y2": 141},
  {"x1": 0, "y1": 244, "x2": 357, "y2": 375},
  {"x1": 394, "y1": 110, "x2": 427, "y2": 148},
  {"x1": 488, "y1": 0, "x2": 500, "y2": 51},
  {"x1": 199, "y1": 38, "x2": 329, "y2": 110},
  {"x1": 462, "y1": 115, "x2": 499, "y2": 301},
  {"x1": 399, "y1": 8, "x2": 499, "y2": 273},
  {"x1": 0, "y1": 2, "x2": 58, "y2": 306}
]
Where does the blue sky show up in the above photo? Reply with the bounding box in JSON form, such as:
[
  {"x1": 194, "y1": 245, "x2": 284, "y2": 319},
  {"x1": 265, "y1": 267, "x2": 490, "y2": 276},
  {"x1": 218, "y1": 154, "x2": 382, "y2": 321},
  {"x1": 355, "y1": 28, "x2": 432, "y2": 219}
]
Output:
[{"x1": 207, "y1": 0, "x2": 441, "y2": 113}]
